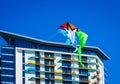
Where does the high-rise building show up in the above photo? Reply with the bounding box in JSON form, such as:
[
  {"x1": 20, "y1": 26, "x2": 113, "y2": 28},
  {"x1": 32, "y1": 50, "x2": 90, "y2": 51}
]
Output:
[
  {"x1": 0, "y1": 56, "x2": 1, "y2": 82},
  {"x1": 0, "y1": 30, "x2": 110, "y2": 84}
]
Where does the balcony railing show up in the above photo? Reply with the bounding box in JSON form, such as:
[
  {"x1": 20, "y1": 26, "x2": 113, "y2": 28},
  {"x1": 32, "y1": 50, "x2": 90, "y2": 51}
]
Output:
[
  {"x1": 55, "y1": 70, "x2": 63, "y2": 74},
  {"x1": 26, "y1": 61, "x2": 57, "y2": 66},
  {"x1": 28, "y1": 56, "x2": 56, "y2": 60},
  {"x1": 26, "y1": 61, "x2": 44, "y2": 66},
  {"x1": 62, "y1": 58, "x2": 78, "y2": 62},
  {"x1": 42, "y1": 56, "x2": 56, "y2": 60},
  {"x1": 29, "y1": 76, "x2": 91, "y2": 83}
]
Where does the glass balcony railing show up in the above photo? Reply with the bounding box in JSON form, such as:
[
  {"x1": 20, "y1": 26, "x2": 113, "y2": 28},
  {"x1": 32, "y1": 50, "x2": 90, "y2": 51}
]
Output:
[
  {"x1": 28, "y1": 56, "x2": 56, "y2": 60},
  {"x1": 28, "y1": 76, "x2": 90, "y2": 83},
  {"x1": 42, "y1": 56, "x2": 56, "y2": 60},
  {"x1": 61, "y1": 58, "x2": 78, "y2": 62},
  {"x1": 55, "y1": 70, "x2": 63, "y2": 74},
  {"x1": 26, "y1": 61, "x2": 44, "y2": 66}
]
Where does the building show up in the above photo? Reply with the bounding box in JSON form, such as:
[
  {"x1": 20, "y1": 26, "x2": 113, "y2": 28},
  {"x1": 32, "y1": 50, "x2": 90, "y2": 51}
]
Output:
[
  {"x1": 0, "y1": 30, "x2": 110, "y2": 84},
  {"x1": 0, "y1": 56, "x2": 1, "y2": 82}
]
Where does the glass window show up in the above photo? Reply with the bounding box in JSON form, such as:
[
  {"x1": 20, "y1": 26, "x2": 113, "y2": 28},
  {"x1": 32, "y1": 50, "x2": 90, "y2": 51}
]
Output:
[
  {"x1": 63, "y1": 81, "x2": 72, "y2": 84},
  {"x1": 1, "y1": 69, "x2": 15, "y2": 75},
  {"x1": 1, "y1": 76, "x2": 15, "y2": 82},
  {"x1": 62, "y1": 61, "x2": 71, "y2": 67},
  {"x1": 36, "y1": 72, "x2": 40, "y2": 77},
  {"x1": 2, "y1": 55, "x2": 15, "y2": 61},
  {"x1": 45, "y1": 66, "x2": 49, "y2": 71},
  {"x1": 36, "y1": 79, "x2": 40, "y2": 83},
  {"x1": 62, "y1": 54, "x2": 71, "y2": 59},
  {"x1": 45, "y1": 80, "x2": 50, "y2": 84},
  {"x1": 79, "y1": 70, "x2": 88, "y2": 75},
  {"x1": 62, "y1": 68, "x2": 71, "y2": 74},
  {"x1": 45, "y1": 60, "x2": 49, "y2": 65},
  {"x1": 63, "y1": 74, "x2": 72, "y2": 80},
  {"x1": 1, "y1": 62, "x2": 14, "y2": 68}
]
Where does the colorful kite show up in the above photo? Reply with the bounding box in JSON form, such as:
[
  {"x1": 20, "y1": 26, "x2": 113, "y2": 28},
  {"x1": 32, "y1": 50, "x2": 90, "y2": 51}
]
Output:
[
  {"x1": 76, "y1": 29, "x2": 88, "y2": 67},
  {"x1": 58, "y1": 22, "x2": 88, "y2": 67},
  {"x1": 59, "y1": 22, "x2": 77, "y2": 45}
]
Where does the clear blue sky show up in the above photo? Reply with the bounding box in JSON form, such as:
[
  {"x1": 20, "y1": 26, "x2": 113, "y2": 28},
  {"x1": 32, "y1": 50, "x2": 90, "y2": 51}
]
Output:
[{"x1": 0, "y1": 0, "x2": 120, "y2": 83}]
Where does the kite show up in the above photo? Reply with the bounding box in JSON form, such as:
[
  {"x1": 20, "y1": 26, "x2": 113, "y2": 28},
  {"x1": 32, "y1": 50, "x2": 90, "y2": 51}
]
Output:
[
  {"x1": 58, "y1": 22, "x2": 88, "y2": 67},
  {"x1": 76, "y1": 29, "x2": 88, "y2": 67},
  {"x1": 59, "y1": 22, "x2": 77, "y2": 46}
]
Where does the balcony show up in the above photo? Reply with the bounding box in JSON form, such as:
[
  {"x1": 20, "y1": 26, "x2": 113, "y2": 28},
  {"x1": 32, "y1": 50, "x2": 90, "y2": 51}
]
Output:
[
  {"x1": 55, "y1": 70, "x2": 63, "y2": 74},
  {"x1": 61, "y1": 65, "x2": 98, "y2": 71},
  {"x1": 51, "y1": 77, "x2": 63, "y2": 81},
  {"x1": 26, "y1": 61, "x2": 44, "y2": 66},
  {"x1": 42, "y1": 56, "x2": 56, "y2": 60},
  {"x1": 28, "y1": 76, "x2": 45, "y2": 80},
  {"x1": 93, "y1": 79, "x2": 98, "y2": 84},
  {"x1": 28, "y1": 56, "x2": 56, "y2": 60},
  {"x1": 45, "y1": 63, "x2": 56, "y2": 67},
  {"x1": 97, "y1": 70, "x2": 100, "y2": 74},
  {"x1": 29, "y1": 76, "x2": 91, "y2": 83},
  {"x1": 82, "y1": 60, "x2": 87, "y2": 63},
  {"x1": 81, "y1": 80, "x2": 91, "y2": 83},
  {"x1": 39, "y1": 76, "x2": 45, "y2": 79},
  {"x1": 28, "y1": 56, "x2": 39, "y2": 60},
  {"x1": 62, "y1": 71, "x2": 77, "y2": 75},
  {"x1": 31, "y1": 82, "x2": 42, "y2": 84},
  {"x1": 62, "y1": 58, "x2": 78, "y2": 62},
  {"x1": 96, "y1": 76, "x2": 101, "y2": 81},
  {"x1": 27, "y1": 61, "x2": 36, "y2": 65}
]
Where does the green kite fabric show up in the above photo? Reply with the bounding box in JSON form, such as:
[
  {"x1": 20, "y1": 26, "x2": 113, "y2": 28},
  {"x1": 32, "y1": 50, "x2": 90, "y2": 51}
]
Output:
[{"x1": 76, "y1": 31, "x2": 88, "y2": 67}]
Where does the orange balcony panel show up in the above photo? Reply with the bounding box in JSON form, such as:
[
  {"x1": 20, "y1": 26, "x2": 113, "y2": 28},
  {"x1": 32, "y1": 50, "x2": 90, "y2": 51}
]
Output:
[
  {"x1": 93, "y1": 72, "x2": 97, "y2": 77},
  {"x1": 42, "y1": 56, "x2": 56, "y2": 60},
  {"x1": 71, "y1": 58, "x2": 78, "y2": 62},
  {"x1": 47, "y1": 63, "x2": 56, "y2": 66},
  {"x1": 40, "y1": 76, "x2": 45, "y2": 79},
  {"x1": 31, "y1": 82, "x2": 36, "y2": 84},
  {"x1": 94, "y1": 79, "x2": 98, "y2": 83}
]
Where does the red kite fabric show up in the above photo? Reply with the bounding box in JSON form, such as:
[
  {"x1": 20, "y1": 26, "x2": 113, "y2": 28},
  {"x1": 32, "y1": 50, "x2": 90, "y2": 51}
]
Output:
[{"x1": 60, "y1": 22, "x2": 77, "y2": 30}]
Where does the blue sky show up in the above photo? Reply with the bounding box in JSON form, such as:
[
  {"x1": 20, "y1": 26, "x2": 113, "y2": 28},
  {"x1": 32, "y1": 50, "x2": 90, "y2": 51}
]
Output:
[{"x1": 0, "y1": 0, "x2": 120, "y2": 83}]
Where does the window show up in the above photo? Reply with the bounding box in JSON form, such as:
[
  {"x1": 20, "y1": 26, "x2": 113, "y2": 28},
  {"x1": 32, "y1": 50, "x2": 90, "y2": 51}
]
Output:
[
  {"x1": 82, "y1": 57, "x2": 87, "y2": 61},
  {"x1": 1, "y1": 62, "x2": 14, "y2": 68},
  {"x1": 63, "y1": 81, "x2": 72, "y2": 84},
  {"x1": 2, "y1": 69, "x2": 15, "y2": 75},
  {"x1": 45, "y1": 80, "x2": 50, "y2": 84},
  {"x1": 62, "y1": 68, "x2": 71, "y2": 74},
  {"x1": 36, "y1": 65, "x2": 40, "y2": 70},
  {"x1": 63, "y1": 74, "x2": 72, "y2": 80},
  {"x1": 45, "y1": 66, "x2": 54, "y2": 72},
  {"x1": 36, "y1": 72, "x2": 40, "y2": 77},
  {"x1": 45, "y1": 66, "x2": 49, "y2": 71},
  {"x1": 45, "y1": 73, "x2": 54, "y2": 79},
  {"x1": 1, "y1": 76, "x2": 15, "y2": 82},
  {"x1": 45, "y1": 60, "x2": 49, "y2": 65},
  {"x1": 79, "y1": 70, "x2": 88, "y2": 75},
  {"x1": 36, "y1": 79, "x2": 40, "y2": 83},
  {"x1": 44, "y1": 53, "x2": 54, "y2": 58},
  {"x1": 62, "y1": 54, "x2": 71, "y2": 59},
  {"x1": 62, "y1": 61, "x2": 71, "y2": 67},
  {"x1": 79, "y1": 76, "x2": 88, "y2": 81}
]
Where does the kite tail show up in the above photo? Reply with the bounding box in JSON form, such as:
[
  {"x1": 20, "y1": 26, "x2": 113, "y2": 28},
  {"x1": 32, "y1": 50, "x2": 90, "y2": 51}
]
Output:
[{"x1": 78, "y1": 46, "x2": 84, "y2": 67}]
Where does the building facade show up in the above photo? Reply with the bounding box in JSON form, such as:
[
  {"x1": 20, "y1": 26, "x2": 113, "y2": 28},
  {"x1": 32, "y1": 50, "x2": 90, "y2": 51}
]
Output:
[{"x1": 0, "y1": 30, "x2": 110, "y2": 84}]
